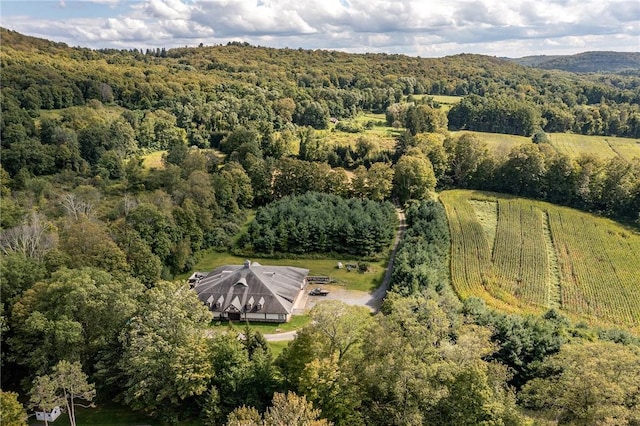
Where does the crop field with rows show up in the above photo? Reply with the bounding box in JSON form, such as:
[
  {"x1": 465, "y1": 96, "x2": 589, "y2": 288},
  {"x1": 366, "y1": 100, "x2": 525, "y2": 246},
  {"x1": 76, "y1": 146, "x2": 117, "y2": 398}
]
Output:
[{"x1": 440, "y1": 190, "x2": 640, "y2": 330}]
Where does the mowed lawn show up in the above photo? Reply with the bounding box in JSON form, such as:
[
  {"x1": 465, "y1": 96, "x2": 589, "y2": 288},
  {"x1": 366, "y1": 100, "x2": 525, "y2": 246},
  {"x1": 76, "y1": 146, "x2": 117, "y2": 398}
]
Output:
[
  {"x1": 441, "y1": 189, "x2": 640, "y2": 332},
  {"x1": 187, "y1": 250, "x2": 386, "y2": 293},
  {"x1": 27, "y1": 403, "x2": 181, "y2": 426}
]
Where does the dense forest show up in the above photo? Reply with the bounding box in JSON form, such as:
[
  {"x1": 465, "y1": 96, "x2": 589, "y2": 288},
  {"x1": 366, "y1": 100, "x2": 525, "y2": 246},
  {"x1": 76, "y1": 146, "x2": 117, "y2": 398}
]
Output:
[
  {"x1": 242, "y1": 192, "x2": 396, "y2": 256},
  {"x1": 1, "y1": 28, "x2": 640, "y2": 425},
  {"x1": 509, "y1": 51, "x2": 640, "y2": 74}
]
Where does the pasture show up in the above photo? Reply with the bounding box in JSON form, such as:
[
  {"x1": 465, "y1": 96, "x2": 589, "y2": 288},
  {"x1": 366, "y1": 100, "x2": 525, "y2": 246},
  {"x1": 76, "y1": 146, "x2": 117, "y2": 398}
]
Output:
[
  {"x1": 440, "y1": 190, "x2": 640, "y2": 330},
  {"x1": 451, "y1": 130, "x2": 640, "y2": 161},
  {"x1": 450, "y1": 131, "x2": 530, "y2": 157},
  {"x1": 548, "y1": 133, "x2": 617, "y2": 159}
]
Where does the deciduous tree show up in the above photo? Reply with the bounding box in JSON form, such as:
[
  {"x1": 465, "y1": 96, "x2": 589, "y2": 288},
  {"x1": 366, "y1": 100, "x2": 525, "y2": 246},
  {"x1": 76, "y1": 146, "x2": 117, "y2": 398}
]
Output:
[
  {"x1": 393, "y1": 154, "x2": 436, "y2": 203},
  {"x1": 50, "y1": 360, "x2": 96, "y2": 426},
  {"x1": 0, "y1": 390, "x2": 28, "y2": 426},
  {"x1": 263, "y1": 392, "x2": 332, "y2": 426},
  {"x1": 521, "y1": 341, "x2": 640, "y2": 425},
  {"x1": 28, "y1": 375, "x2": 63, "y2": 426},
  {"x1": 118, "y1": 281, "x2": 213, "y2": 420}
]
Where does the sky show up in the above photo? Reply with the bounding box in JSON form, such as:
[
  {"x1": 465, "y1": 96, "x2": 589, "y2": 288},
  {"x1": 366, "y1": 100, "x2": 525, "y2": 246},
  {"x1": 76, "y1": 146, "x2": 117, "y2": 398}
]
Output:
[{"x1": 1, "y1": 0, "x2": 639, "y2": 58}]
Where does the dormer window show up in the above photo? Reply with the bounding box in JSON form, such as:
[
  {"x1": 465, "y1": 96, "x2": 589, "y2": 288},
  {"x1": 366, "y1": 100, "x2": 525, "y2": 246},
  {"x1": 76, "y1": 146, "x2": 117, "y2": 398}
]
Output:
[{"x1": 246, "y1": 296, "x2": 255, "y2": 311}]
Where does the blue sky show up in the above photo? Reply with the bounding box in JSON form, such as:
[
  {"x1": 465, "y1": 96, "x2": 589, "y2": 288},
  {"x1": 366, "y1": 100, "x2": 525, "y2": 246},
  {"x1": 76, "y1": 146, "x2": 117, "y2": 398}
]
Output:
[{"x1": 1, "y1": 0, "x2": 639, "y2": 57}]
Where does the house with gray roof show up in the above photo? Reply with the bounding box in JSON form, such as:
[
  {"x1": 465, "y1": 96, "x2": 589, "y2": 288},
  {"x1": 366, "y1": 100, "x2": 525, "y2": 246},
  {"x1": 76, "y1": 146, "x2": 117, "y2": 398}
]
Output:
[{"x1": 190, "y1": 260, "x2": 309, "y2": 323}]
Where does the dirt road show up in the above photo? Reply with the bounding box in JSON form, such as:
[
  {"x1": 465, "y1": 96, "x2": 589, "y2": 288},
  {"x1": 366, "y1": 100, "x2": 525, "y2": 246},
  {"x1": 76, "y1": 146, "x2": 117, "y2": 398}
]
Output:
[{"x1": 264, "y1": 208, "x2": 407, "y2": 342}]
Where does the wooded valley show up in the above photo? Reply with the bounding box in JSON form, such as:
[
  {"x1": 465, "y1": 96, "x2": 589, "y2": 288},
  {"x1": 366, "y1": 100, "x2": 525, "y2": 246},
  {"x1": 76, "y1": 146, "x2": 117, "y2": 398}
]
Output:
[{"x1": 1, "y1": 28, "x2": 639, "y2": 425}]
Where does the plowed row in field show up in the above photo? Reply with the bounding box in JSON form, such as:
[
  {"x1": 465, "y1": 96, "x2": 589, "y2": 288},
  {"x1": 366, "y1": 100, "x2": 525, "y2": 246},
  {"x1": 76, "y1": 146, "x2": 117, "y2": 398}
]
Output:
[{"x1": 441, "y1": 190, "x2": 640, "y2": 330}]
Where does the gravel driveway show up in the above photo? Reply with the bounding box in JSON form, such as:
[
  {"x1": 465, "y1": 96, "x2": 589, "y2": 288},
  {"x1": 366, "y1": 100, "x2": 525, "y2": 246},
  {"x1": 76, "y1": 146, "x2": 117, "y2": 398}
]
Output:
[{"x1": 265, "y1": 209, "x2": 407, "y2": 341}]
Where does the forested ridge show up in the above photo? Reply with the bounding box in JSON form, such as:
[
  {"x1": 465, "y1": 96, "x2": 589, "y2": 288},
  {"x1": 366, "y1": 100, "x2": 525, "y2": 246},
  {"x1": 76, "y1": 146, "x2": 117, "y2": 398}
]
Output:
[
  {"x1": 1, "y1": 29, "x2": 640, "y2": 425},
  {"x1": 509, "y1": 51, "x2": 640, "y2": 74}
]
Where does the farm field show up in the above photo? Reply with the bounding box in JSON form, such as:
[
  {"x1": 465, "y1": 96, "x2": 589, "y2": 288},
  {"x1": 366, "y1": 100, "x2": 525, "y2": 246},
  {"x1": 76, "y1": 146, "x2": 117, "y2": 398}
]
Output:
[
  {"x1": 452, "y1": 130, "x2": 640, "y2": 161},
  {"x1": 450, "y1": 131, "x2": 531, "y2": 157},
  {"x1": 548, "y1": 133, "x2": 640, "y2": 161},
  {"x1": 440, "y1": 190, "x2": 640, "y2": 330},
  {"x1": 411, "y1": 94, "x2": 462, "y2": 111},
  {"x1": 431, "y1": 95, "x2": 462, "y2": 112}
]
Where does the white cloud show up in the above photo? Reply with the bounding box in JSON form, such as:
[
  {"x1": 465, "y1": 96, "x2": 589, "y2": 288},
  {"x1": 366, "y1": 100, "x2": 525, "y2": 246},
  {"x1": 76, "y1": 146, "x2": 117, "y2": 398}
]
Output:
[
  {"x1": 145, "y1": 0, "x2": 191, "y2": 20},
  {"x1": 2, "y1": 0, "x2": 638, "y2": 56}
]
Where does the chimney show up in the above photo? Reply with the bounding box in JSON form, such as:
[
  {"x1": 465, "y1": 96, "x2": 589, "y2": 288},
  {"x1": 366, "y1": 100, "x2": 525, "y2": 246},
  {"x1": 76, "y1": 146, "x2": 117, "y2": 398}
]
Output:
[{"x1": 244, "y1": 259, "x2": 251, "y2": 268}]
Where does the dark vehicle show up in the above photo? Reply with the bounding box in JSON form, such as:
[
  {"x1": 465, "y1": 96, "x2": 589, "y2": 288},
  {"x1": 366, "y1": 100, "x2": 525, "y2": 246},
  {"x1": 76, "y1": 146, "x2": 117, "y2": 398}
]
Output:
[{"x1": 309, "y1": 287, "x2": 329, "y2": 296}]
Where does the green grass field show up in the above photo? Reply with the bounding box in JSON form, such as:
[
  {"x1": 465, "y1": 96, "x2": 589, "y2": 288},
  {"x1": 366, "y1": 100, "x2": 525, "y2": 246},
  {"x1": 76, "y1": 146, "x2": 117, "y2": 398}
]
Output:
[
  {"x1": 267, "y1": 340, "x2": 291, "y2": 358},
  {"x1": 209, "y1": 314, "x2": 311, "y2": 335},
  {"x1": 548, "y1": 133, "x2": 640, "y2": 161},
  {"x1": 321, "y1": 113, "x2": 401, "y2": 151},
  {"x1": 141, "y1": 150, "x2": 167, "y2": 170},
  {"x1": 450, "y1": 131, "x2": 530, "y2": 157},
  {"x1": 186, "y1": 250, "x2": 386, "y2": 293},
  {"x1": 441, "y1": 190, "x2": 640, "y2": 331},
  {"x1": 451, "y1": 131, "x2": 640, "y2": 162},
  {"x1": 37, "y1": 104, "x2": 126, "y2": 126},
  {"x1": 28, "y1": 403, "x2": 170, "y2": 426}
]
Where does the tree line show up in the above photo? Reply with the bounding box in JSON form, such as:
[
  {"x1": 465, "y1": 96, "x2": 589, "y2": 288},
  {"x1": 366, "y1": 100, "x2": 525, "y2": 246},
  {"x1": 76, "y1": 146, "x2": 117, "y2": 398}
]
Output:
[
  {"x1": 2, "y1": 28, "x2": 640, "y2": 424},
  {"x1": 241, "y1": 192, "x2": 396, "y2": 256}
]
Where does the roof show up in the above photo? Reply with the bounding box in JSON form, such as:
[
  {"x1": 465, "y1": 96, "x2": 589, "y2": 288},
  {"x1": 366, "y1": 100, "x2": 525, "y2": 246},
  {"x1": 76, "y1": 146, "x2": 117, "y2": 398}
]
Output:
[{"x1": 193, "y1": 261, "x2": 309, "y2": 315}]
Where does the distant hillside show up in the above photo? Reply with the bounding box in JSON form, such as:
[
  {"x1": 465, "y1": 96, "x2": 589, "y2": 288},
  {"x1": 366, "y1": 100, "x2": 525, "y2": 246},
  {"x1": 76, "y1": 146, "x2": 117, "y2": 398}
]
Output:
[{"x1": 508, "y1": 51, "x2": 640, "y2": 73}]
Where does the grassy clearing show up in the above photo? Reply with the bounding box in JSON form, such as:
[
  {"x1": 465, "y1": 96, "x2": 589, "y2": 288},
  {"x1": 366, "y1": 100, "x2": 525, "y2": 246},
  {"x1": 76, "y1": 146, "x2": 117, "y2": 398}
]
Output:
[
  {"x1": 547, "y1": 133, "x2": 619, "y2": 160},
  {"x1": 441, "y1": 189, "x2": 640, "y2": 331},
  {"x1": 547, "y1": 133, "x2": 640, "y2": 161},
  {"x1": 431, "y1": 95, "x2": 462, "y2": 112},
  {"x1": 141, "y1": 148, "x2": 225, "y2": 171},
  {"x1": 407, "y1": 95, "x2": 461, "y2": 112},
  {"x1": 37, "y1": 104, "x2": 126, "y2": 125},
  {"x1": 209, "y1": 315, "x2": 311, "y2": 335},
  {"x1": 267, "y1": 340, "x2": 290, "y2": 358},
  {"x1": 28, "y1": 403, "x2": 168, "y2": 426},
  {"x1": 321, "y1": 113, "x2": 401, "y2": 151},
  {"x1": 141, "y1": 150, "x2": 166, "y2": 170},
  {"x1": 451, "y1": 131, "x2": 530, "y2": 157},
  {"x1": 606, "y1": 137, "x2": 640, "y2": 161},
  {"x1": 450, "y1": 131, "x2": 640, "y2": 162},
  {"x1": 232, "y1": 210, "x2": 255, "y2": 245},
  {"x1": 431, "y1": 95, "x2": 463, "y2": 105},
  {"x1": 187, "y1": 250, "x2": 385, "y2": 293}
]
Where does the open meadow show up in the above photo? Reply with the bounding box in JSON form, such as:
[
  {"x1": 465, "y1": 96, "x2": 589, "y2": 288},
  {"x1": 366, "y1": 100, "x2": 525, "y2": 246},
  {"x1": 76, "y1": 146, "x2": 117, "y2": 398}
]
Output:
[
  {"x1": 440, "y1": 190, "x2": 640, "y2": 331},
  {"x1": 320, "y1": 112, "x2": 401, "y2": 151},
  {"x1": 450, "y1": 131, "x2": 531, "y2": 157},
  {"x1": 451, "y1": 130, "x2": 640, "y2": 161},
  {"x1": 548, "y1": 133, "x2": 640, "y2": 161}
]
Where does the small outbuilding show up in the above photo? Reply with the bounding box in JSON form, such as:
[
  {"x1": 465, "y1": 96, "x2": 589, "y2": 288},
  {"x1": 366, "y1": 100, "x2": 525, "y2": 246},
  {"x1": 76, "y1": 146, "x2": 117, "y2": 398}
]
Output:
[
  {"x1": 36, "y1": 406, "x2": 61, "y2": 422},
  {"x1": 191, "y1": 260, "x2": 309, "y2": 323}
]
